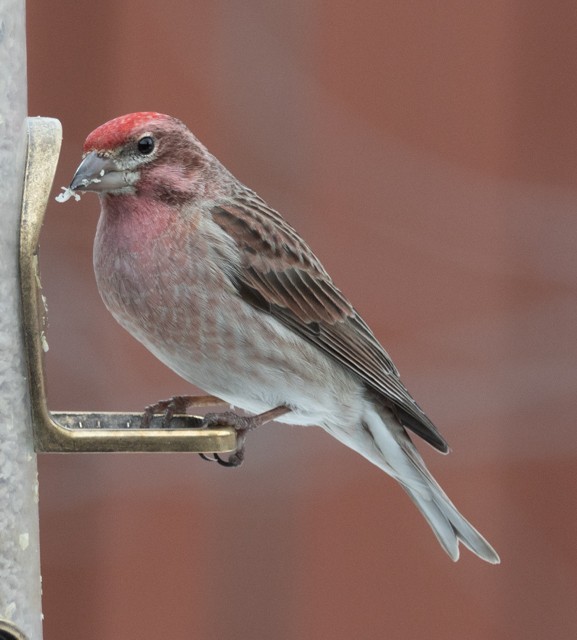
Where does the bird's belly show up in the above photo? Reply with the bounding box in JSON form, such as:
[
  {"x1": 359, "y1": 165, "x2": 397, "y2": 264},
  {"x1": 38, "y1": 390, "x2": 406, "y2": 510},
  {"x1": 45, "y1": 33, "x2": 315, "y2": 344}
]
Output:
[{"x1": 103, "y1": 273, "x2": 363, "y2": 426}]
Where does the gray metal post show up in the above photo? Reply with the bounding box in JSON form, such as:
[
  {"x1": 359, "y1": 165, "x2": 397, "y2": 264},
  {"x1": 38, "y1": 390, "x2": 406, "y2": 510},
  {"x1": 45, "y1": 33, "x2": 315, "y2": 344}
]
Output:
[{"x1": 0, "y1": 1, "x2": 43, "y2": 639}]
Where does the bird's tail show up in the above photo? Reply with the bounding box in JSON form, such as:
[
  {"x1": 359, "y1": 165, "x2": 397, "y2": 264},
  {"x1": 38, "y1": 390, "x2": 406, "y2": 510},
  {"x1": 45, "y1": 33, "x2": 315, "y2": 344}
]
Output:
[{"x1": 331, "y1": 406, "x2": 500, "y2": 564}]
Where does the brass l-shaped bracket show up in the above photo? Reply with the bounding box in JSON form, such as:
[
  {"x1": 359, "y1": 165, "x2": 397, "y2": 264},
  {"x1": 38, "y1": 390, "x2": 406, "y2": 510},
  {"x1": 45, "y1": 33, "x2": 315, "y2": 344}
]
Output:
[{"x1": 19, "y1": 117, "x2": 236, "y2": 454}]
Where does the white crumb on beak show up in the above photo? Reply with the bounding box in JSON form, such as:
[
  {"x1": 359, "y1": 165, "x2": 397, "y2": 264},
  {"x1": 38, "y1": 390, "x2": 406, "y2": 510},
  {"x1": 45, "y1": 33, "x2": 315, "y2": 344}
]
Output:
[{"x1": 55, "y1": 186, "x2": 81, "y2": 202}]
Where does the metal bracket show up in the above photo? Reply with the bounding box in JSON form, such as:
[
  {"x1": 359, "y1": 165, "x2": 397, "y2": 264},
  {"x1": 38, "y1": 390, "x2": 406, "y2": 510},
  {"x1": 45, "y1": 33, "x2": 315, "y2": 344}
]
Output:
[{"x1": 19, "y1": 117, "x2": 236, "y2": 454}]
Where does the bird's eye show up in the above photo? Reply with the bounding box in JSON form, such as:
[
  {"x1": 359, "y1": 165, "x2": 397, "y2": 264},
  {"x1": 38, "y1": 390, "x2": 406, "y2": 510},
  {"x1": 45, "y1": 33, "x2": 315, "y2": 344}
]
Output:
[{"x1": 137, "y1": 136, "x2": 155, "y2": 155}]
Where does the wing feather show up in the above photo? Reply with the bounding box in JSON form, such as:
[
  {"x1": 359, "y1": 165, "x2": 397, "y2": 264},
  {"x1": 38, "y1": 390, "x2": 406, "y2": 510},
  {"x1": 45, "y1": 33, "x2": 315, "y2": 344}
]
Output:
[{"x1": 210, "y1": 194, "x2": 448, "y2": 452}]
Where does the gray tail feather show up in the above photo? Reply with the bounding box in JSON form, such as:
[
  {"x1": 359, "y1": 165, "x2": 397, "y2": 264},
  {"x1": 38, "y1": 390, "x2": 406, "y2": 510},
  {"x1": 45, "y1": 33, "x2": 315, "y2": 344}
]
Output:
[
  {"x1": 400, "y1": 482, "x2": 500, "y2": 563},
  {"x1": 345, "y1": 407, "x2": 500, "y2": 564},
  {"x1": 396, "y1": 431, "x2": 500, "y2": 564}
]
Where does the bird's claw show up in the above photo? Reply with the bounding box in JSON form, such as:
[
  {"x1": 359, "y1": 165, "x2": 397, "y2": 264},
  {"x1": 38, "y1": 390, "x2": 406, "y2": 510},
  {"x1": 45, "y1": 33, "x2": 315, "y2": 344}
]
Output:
[
  {"x1": 140, "y1": 395, "x2": 195, "y2": 428},
  {"x1": 197, "y1": 411, "x2": 251, "y2": 467},
  {"x1": 199, "y1": 450, "x2": 245, "y2": 467},
  {"x1": 200, "y1": 410, "x2": 257, "y2": 431},
  {"x1": 142, "y1": 403, "x2": 284, "y2": 467},
  {"x1": 141, "y1": 402, "x2": 248, "y2": 465}
]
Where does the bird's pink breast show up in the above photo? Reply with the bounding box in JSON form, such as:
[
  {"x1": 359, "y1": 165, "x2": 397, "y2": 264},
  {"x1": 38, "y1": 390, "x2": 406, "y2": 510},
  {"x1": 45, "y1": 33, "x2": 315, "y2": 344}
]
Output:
[
  {"x1": 94, "y1": 194, "x2": 204, "y2": 340},
  {"x1": 93, "y1": 195, "x2": 270, "y2": 393}
]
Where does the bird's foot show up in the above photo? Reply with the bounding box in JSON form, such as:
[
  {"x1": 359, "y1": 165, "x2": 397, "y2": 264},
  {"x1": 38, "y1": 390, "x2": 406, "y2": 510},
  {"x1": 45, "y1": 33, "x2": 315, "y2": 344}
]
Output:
[
  {"x1": 198, "y1": 411, "x2": 256, "y2": 467},
  {"x1": 198, "y1": 406, "x2": 291, "y2": 468},
  {"x1": 201, "y1": 410, "x2": 263, "y2": 432},
  {"x1": 140, "y1": 394, "x2": 226, "y2": 428},
  {"x1": 199, "y1": 448, "x2": 245, "y2": 468}
]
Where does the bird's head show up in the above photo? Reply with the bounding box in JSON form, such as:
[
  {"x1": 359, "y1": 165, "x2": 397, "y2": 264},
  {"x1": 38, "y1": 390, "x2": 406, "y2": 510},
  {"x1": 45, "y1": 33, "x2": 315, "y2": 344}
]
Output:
[{"x1": 65, "y1": 112, "x2": 212, "y2": 203}]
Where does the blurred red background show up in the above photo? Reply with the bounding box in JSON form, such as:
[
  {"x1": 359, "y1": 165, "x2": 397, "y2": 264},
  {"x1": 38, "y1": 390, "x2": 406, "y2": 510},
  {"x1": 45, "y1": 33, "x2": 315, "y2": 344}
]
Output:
[{"x1": 27, "y1": 1, "x2": 577, "y2": 638}]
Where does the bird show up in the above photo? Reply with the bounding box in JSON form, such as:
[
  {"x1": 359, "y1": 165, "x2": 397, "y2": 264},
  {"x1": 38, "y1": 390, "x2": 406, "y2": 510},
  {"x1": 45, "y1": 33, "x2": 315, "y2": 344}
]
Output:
[{"x1": 58, "y1": 112, "x2": 500, "y2": 564}]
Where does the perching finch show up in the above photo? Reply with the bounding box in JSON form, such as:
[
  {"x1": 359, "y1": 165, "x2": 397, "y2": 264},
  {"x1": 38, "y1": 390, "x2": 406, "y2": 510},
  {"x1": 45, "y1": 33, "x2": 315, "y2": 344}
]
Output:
[{"x1": 58, "y1": 112, "x2": 499, "y2": 564}]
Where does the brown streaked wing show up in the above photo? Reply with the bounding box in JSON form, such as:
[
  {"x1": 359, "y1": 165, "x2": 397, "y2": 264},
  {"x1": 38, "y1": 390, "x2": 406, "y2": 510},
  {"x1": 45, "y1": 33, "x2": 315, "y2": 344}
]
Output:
[{"x1": 209, "y1": 196, "x2": 448, "y2": 452}]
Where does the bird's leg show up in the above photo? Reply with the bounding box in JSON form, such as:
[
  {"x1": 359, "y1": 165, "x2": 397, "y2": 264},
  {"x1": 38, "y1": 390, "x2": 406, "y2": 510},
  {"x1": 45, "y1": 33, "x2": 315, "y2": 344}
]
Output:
[
  {"x1": 141, "y1": 394, "x2": 228, "y2": 428},
  {"x1": 200, "y1": 405, "x2": 291, "y2": 468}
]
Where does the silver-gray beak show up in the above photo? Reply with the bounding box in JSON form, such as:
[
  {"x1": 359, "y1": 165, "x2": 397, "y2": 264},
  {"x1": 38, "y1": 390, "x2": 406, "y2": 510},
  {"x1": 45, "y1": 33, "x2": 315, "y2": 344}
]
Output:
[{"x1": 70, "y1": 151, "x2": 126, "y2": 192}]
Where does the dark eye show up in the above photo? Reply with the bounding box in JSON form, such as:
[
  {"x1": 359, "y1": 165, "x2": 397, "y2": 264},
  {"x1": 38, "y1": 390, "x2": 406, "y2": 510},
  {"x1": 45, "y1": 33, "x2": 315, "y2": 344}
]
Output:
[{"x1": 137, "y1": 136, "x2": 155, "y2": 155}]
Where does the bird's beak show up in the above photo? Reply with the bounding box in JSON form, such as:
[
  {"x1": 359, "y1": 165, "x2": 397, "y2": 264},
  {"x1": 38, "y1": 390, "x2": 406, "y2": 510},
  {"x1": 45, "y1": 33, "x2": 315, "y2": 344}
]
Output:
[{"x1": 69, "y1": 151, "x2": 127, "y2": 193}]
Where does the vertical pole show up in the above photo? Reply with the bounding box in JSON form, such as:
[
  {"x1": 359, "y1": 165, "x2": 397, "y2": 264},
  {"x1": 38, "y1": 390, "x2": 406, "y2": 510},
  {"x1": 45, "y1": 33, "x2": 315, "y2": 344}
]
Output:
[{"x1": 0, "y1": 2, "x2": 43, "y2": 639}]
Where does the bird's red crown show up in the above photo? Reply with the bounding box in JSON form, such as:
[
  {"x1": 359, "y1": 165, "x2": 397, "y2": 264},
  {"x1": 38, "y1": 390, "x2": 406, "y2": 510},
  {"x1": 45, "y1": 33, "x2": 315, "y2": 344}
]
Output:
[{"x1": 83, "y1": 112, "x2": 169, "y2": 153}]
